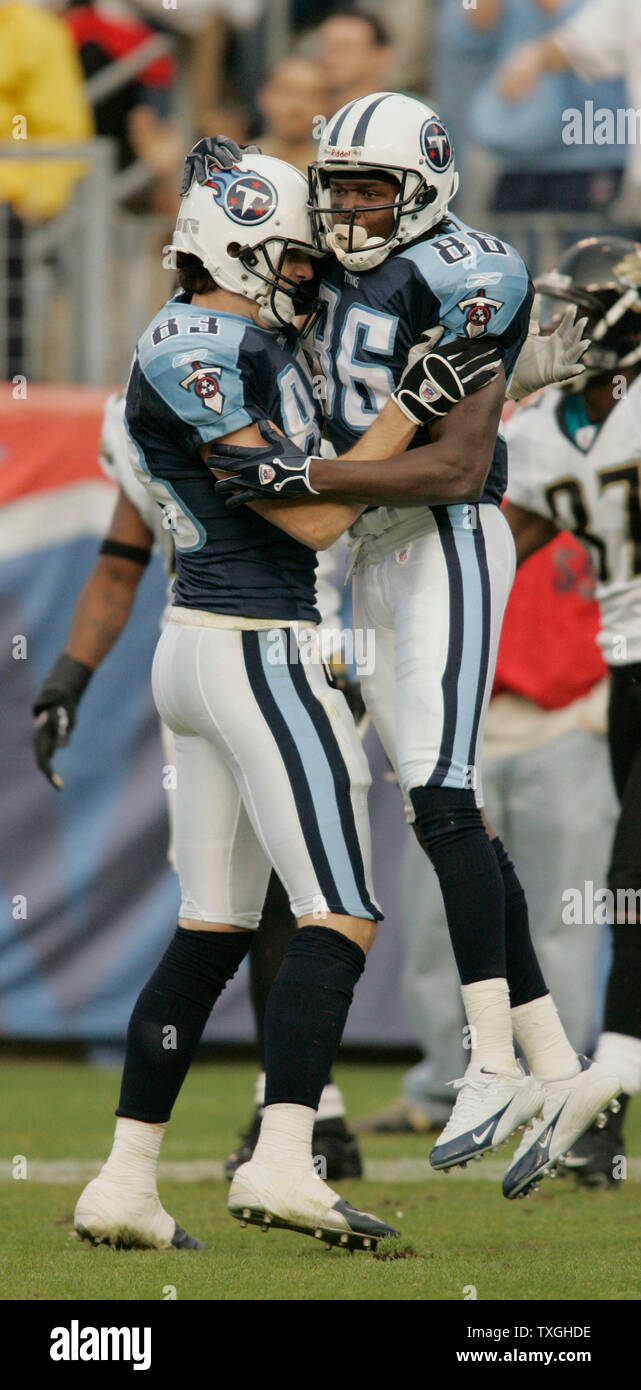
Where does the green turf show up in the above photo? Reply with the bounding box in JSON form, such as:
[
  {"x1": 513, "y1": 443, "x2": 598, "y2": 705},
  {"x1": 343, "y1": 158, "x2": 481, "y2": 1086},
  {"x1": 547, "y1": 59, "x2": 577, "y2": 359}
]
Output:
[{"x1": 1, "y1": 1060, "x2": 640, "y2": 1301}]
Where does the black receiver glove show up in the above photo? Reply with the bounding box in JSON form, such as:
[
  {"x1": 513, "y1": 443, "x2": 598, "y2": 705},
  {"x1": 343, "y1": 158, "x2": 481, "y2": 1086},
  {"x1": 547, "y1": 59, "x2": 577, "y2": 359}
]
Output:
[
  {"x1": 180, "y1": 136, "x2": 263, "y2": 194},
  {"x1": 393, "y1": 328, "x2": 503, "y2": 426},
  {"x1": 32, "y1": 653, "x2": 93, "y2": 789},
  {"x1": 212, "y1": 421, "x2": 321, "y2": 509}
]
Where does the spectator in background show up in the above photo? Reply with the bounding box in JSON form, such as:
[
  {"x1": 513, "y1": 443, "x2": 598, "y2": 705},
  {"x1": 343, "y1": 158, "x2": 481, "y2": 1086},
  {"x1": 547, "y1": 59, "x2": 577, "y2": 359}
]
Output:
[
  {"x1": 64, "y1": 1, "x2": 183, "y2": 213},
  {"x1": 138, "y1": 0, "x2": 263, "y2": 146},
  {"x1": 468, "y1": 0, "x2": 627, "y2": 214},
  {"x1": 432, "y1": 0, "x2": 498, "y2": 198},
  {"x1": 0, "y1": 0, "x2": 93, "y2": 377},
  {"x1": 257, "y1": 57, "x2": 327, "y2": 174},
  {"x1": 496, "y1": 0, "x2": 641, "y2": 226},
  {"x1": 316, "y1": 7, "x2": 391, "y2": 112}
]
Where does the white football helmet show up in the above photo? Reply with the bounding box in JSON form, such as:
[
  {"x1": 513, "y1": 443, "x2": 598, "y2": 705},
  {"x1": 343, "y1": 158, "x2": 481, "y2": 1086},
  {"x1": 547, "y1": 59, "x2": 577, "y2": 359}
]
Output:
[
  {"x1": 309, "y1": 91, "x2": 459, "y2": 271},
  {"x1": 171, "y1": 151, "x2": 322, "y2": 330}
]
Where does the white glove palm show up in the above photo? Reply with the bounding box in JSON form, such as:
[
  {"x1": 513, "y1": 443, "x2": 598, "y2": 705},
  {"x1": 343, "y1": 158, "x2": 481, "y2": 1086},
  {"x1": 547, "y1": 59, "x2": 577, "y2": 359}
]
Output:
[{"x1": 507, "y1": 306, "x2": 590, "y2": 402}]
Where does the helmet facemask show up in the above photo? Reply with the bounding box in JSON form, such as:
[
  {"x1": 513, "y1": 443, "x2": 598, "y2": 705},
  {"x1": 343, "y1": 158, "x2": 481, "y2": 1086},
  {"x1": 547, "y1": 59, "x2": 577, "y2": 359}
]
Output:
[
  {"x1": 308, "y1": 163, "x2": 440, "y2": 271},
  {"x1": 537, "y1": 244, "x2": 641, "y2": 377},
  {"x1": 235, "y1": 236, "x2": 324, "y2": 334}
]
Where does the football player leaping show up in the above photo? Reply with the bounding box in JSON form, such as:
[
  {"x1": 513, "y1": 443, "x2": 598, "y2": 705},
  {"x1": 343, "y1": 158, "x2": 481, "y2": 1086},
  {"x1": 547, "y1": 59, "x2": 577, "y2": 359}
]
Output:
[
  {"x1": 504, "y1": 236, "x2": 641, "y2": 1189},
  {"x1": 213, "y1": 93, "x2": 621, "y2": 1200}
]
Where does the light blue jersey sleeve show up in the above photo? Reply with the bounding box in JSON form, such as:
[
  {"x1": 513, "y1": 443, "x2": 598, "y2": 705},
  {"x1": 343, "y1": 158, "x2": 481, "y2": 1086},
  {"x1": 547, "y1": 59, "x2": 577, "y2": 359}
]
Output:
[
  {"x1": 400, "y1": 215, "x2": 532, "y2": 353},
  {"x1": 136, "y1": 302, "x2": 254, "y2": 443}
]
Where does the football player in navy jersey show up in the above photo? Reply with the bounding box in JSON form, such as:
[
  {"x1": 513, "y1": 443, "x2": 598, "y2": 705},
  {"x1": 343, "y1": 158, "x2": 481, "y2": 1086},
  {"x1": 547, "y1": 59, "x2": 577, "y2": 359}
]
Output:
[
  {"x1": 73, "y1": 143, "x2": 403, "y2": 1253},
  {"x1": 213, "y1": 95, "x2": 621, "y2": 1199}
]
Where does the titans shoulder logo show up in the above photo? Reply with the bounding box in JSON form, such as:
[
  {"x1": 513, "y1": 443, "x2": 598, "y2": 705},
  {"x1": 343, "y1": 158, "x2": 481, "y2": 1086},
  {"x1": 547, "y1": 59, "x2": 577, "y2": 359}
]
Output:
[
  {"x1": 179, "y1": 361, "x2": 225, "y2": 414},
  {"x1": 457, "y1": 288, "x2": 504, "y2": 338}
]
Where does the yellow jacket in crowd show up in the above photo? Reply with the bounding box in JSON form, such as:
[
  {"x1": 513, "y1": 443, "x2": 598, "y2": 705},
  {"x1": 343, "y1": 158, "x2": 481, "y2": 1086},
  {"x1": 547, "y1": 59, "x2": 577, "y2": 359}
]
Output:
[{"x1": 0, "y1": 2, "x2": 93, "y2": 221}]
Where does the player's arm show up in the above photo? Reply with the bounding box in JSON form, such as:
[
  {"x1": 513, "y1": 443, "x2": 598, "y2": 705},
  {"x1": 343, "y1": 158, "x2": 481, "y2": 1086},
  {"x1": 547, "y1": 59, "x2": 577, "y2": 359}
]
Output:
[
  {"x1": 248, "y1": 404, "x2": 418, "y2": 548},
  {"x1": 32, "y1": 490, "x2": 153, "y2": 789},
  {"x1": 502, "y1": 499, "x2": 559, "y2": 565},
  {"x1": 297, "y1": 367, "x2": 507, "y2": 506},
  {"x1": 210, "y1": 335, "x2": 503, "y2": 538},
  {"x1": 204, "y1": 422, "x2": 368, "y2": 550}
]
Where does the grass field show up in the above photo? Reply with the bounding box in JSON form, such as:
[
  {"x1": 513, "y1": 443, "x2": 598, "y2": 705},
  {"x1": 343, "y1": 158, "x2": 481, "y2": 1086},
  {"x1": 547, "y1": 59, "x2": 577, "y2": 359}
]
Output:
[{"x1": 2, "y1": 1058, "x2": 640, "y2": 1302}]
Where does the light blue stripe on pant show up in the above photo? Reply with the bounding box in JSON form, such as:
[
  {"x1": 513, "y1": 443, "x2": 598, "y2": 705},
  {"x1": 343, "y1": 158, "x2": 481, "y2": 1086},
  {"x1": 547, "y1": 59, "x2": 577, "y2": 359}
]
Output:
[
  {"x1": 256, "y1": 632, "x2": 369, "y2": 917},
  {"x1": 443, "y1": 505, "x2": 488, "y2": 788}
]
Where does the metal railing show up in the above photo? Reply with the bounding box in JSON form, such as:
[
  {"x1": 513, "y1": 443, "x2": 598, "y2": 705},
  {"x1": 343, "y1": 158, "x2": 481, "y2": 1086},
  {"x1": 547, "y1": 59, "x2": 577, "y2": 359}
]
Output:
[{"x1": 0, "y1": 27, "x2": 179, "y2": 385}]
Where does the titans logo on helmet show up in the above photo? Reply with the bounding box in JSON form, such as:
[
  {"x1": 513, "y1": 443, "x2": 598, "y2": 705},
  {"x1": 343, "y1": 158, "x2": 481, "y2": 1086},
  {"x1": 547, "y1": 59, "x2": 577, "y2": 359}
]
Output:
[
  {"x1": 420, "y1": 119, "x2": 453, "y2": 172},
  {"x1": 205, "y1": 168, "x2": 278, "y2": 225}
]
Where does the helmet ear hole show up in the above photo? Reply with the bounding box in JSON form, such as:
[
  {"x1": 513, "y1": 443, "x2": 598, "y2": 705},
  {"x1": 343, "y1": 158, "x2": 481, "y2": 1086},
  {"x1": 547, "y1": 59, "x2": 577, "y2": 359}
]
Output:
[
  {"x1": 227, "y1": 242, "x2": 243, "y2": 259},
  {"x1": 415, "y1": 186, "x2": 437, "y2": 208}
]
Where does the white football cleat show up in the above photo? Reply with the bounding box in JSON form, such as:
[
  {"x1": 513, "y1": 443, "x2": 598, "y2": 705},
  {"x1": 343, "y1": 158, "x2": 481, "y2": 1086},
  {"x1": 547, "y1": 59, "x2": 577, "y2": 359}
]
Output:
[
  {"x1": 429, "y1": 1061, "x2": 545, "y2": 1171},
  {"x1": 228, "y1": 1158, "x2": 399, "y2": 1251},
  {"x1": 502, "y1": 1055, "x2": 622, "y2": 1200},
  {"x1": 74, "y1": 1172, "x2": 205, "y2": 1250}
]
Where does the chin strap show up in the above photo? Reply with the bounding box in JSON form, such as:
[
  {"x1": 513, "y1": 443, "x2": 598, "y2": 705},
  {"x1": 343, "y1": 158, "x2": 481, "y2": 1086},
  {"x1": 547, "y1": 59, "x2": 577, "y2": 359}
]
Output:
[
  {"x1": 325, "y1": 223, "x2": 388, "y2": 272},
  {"x1": 256, "y1": 288, "x2": 296, "y2": 330}
]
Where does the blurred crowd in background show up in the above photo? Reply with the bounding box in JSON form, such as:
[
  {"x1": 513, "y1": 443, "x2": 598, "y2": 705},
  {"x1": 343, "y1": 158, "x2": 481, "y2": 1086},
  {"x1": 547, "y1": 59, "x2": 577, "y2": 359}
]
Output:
[{"x1": 1, "y1": 0, "x2": 640, "y2": 382}]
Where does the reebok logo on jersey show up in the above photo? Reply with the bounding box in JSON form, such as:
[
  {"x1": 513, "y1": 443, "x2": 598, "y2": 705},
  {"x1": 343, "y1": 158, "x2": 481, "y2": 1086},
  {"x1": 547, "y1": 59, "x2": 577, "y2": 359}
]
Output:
[
  {"x1": 179, "y1": 362, "x2": 225, "y2": 413},
  {"x1": 259, "y1": 464, "x2": 276, "y2": 484}
]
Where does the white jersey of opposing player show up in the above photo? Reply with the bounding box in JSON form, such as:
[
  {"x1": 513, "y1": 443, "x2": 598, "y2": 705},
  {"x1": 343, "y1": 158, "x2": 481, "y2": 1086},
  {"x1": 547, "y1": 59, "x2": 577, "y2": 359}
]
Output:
[
  {"x1": 98, "y1": 390, "x2": 176, "y2": 573},
  {"x1": 505, "y1": 378, "x2": 641, "y2": 665}
]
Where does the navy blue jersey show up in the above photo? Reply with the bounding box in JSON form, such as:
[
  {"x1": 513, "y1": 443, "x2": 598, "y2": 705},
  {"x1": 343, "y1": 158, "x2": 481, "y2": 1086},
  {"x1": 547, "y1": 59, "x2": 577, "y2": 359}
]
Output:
[
  {"x1": 313, "y1": 213, "x2": 533, "y2": 505},
  {"x1": 125, "y1": 294, "x2": 323, "y2": 621}
]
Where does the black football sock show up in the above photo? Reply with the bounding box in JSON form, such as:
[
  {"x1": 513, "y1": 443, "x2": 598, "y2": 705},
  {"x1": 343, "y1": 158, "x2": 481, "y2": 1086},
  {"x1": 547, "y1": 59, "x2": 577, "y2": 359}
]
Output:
[
  {"x1": 410, "y1": 786, "x2": 507, "y2": 983},
  {"x1": 263, "y1": 925, "x2": 365, "y2": 1110},
  {"x1": 117, "y1": 926, "x2": 251, "y2": 1123},
  {"x1": 250, "y1": 872, "x2": 297, "y2": 1068},
  {"x1": 492, "y1": 836, "x2": 547, "y2": 1006},
  {"x1": 604, "y1": 924, "x2": 641, "y2": 1038}
]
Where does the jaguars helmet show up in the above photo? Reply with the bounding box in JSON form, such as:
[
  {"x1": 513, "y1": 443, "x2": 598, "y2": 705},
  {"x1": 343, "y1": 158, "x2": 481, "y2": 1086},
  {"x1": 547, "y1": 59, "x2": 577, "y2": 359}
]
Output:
[
  {"x1": 171, "y1": 149, "x2": 322, "y2": 331},
  {"x1": 536, "y1": 236, "x2": 641, "y2": 372},
  {"x1": 308, "y1": 91, "x2": 459, "y2": 271}
]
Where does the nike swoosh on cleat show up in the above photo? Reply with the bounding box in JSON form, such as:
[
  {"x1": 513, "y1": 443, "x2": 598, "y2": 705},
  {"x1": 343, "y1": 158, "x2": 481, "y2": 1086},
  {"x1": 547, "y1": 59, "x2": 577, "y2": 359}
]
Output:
[{"x1": 471, "y1": 1123, "x2": 494, "y2": 1144}]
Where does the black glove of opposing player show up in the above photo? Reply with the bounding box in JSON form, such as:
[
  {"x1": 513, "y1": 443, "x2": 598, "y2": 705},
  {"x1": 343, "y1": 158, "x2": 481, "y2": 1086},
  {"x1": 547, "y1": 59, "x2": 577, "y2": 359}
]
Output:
[
  {"x1": 32, "y1": 653, "x2": 93, "y2": 789},
  {"x1": 393, "y1": 330, "x2": 503, "y2": 426},
  {"x1": 327, "y1": 663, "x2": 367, "y2": 723},
  {"x1": 180, "y1": 136, "x2": 262, "y2": 194},
  {"x1": 212, "y1": 421, "x2": 321, "y2": 509}
]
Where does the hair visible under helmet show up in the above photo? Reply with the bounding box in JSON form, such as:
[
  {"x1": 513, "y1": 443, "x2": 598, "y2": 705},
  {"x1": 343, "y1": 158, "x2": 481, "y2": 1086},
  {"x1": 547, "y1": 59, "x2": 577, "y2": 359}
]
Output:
[
  {"x1": 171, "y1": 149, "x2": 322, "y2": 331},
  {"x1": 308, "y1": 91, "x2": 459, "y2": 271}
]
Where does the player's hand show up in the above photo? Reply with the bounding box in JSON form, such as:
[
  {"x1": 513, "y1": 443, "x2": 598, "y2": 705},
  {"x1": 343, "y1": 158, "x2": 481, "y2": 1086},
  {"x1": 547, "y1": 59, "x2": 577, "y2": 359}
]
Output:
[
  {"x1": 327, "y1": 661, "x2": 367, "y2": 723},
  {"x1": 212, "y1": 421, "x2": 321, "y2": 508},
  {"x1": 180, "y1": 136, "x2": 262, "y2": 194},
  {"x1": 393, "y1": 333, "x2": 503, "y2": 425},
  {"x1": 507, "y1": 307, "x2": 590, "y2": 401},
  {"x1": 32, "y1": 654, "x2": 93, "y2": 790}
]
